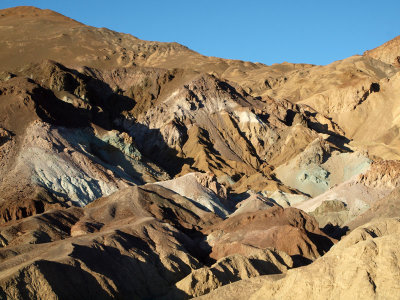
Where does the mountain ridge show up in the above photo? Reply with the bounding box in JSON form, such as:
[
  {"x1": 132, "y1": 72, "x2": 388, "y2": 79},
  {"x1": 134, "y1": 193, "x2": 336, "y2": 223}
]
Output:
[{"x1": 0, "y1": 6, "x2": 400, "y2": 299}]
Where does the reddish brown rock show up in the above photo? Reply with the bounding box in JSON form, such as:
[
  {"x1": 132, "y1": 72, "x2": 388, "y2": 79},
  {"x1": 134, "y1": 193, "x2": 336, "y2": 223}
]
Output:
[{"x1": 205, "y1": 206, "x2": 335, "y2": 262}]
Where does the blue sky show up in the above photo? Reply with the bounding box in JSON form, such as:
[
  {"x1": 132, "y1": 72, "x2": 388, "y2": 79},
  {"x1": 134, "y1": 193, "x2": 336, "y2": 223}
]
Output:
[{"x1": 1, "y1": 0, "x2": 400, "y2": 65}]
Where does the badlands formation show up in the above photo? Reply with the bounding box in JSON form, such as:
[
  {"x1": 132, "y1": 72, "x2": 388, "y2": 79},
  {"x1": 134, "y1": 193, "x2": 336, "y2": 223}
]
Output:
[{"x1": 0, "y1": 6, "x2": 400, "y2": 299}]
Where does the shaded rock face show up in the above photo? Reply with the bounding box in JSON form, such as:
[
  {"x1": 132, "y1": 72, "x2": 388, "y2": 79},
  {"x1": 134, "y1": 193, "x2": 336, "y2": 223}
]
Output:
[
  {"x1": 0, "y1": 198, "x2": 48, "y2": 224},
  {"x1": 174, "y1": 248, "x2": 293, "y2": 298},
  {"x1": 0, "y1": 127, "x2": 12, "y2": 146},
  {"x1": 0, "y1": 185, "x2": 215, "y2": 299},
  {"x1": 0, "y1": 226, "x2": 199, "y2": 300}
]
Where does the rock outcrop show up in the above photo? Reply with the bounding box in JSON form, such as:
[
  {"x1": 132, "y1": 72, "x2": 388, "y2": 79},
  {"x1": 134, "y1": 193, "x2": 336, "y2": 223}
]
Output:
[
  {"x1": 364, "y1": 35, "x2": 400, "y2": 67},
  {"x1": 174, "y1": 248, "x2": 292, "y2": 298},
  {"x1": 295, "y1": 160, "x2": 400, "y2": 230},
  {"x1": 204, "y1": 206, "x2": 335, "y2": 263}
]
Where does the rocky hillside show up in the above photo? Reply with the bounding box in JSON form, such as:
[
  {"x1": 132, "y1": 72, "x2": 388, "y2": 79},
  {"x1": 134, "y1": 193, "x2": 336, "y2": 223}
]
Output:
[
  {"x1": 0, "y1": 6, "x2": 400, "y2": 299},
  {"x1": 198, "y1": 218, "x2": 400, "y2": 300}
]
